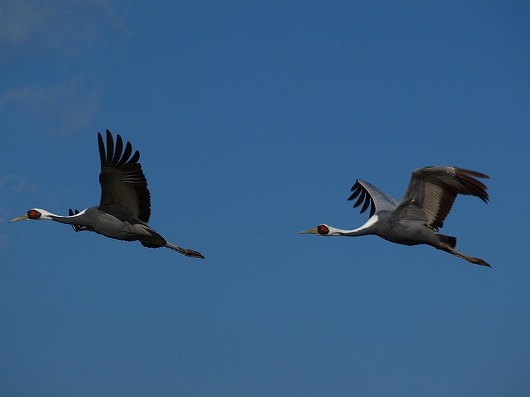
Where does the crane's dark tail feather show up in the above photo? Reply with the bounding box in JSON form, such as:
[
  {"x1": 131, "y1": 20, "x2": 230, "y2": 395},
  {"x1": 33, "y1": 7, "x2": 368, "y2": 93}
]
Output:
[
  {"x1": 438, "y1": 234, "x2": 457, "y2": 249},
  {"x1": 438, "y1": 242, "x2": 490, "y2": 268},
  {"x1": 165, "y1": 242, "x2": 205, "y2": 259}
]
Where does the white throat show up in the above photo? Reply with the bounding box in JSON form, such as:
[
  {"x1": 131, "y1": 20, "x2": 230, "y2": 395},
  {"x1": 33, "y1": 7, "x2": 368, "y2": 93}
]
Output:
[{"x1": 331, "y1": 214, "x2": 379, "y2": 236}]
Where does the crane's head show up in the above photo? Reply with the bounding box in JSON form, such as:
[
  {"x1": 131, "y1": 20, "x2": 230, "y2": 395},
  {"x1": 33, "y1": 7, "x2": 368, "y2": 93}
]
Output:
[
  {"x1": 299, "y1": 224, "x2": 334, "y2": 236},
  {"x1": 10, "y1": 209, "x2": 55, "y2": 222}
]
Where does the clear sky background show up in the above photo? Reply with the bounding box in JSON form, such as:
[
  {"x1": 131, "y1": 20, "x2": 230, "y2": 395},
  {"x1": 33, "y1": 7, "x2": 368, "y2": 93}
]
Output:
[{"x1": 1, "y1": 1, "x2": 529, "y2": 396}]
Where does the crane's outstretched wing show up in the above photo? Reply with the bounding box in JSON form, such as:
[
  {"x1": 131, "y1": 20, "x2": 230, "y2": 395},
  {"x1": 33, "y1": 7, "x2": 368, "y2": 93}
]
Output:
[
  {"x1": 394, "y1": 166, "x2": 489, "y2": 231},
  {"x1": 98, "y1": 130, "x2": 151, "y2": 223},
  {"x1": 348, "y1": 179, "x2": 398, "y2": 217}
]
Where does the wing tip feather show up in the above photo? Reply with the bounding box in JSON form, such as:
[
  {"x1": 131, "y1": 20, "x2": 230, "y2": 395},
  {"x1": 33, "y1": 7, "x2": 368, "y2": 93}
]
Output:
[{"x1": 347, "y1": 180, "x2": 375, "y2": 216}]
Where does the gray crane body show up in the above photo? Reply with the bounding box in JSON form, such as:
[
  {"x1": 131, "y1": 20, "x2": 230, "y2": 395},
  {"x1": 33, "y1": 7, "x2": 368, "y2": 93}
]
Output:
[{"x1": 52, "y1": 206, "x2": 165, "y2": 245}]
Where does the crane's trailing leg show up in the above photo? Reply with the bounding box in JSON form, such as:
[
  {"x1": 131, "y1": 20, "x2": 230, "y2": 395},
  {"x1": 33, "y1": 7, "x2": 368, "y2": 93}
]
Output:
[
  {"x1": 439, "y1": 242, "x2": 490, "y2": 267},
  {"x1": 165, "y1": 242, "x2": 205, "y2": 259}
]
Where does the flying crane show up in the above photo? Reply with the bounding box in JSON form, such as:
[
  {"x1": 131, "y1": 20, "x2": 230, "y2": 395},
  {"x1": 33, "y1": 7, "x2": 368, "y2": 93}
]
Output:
[
  {"x1": 11, "y1": 130, "x2": 204, "y2": 259},
  {"x1": 300, "y1": 166, "x2": 490, "y2": 267}
]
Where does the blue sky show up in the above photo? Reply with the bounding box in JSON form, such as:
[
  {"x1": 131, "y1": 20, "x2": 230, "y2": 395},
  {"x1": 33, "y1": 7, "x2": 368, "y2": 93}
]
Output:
[{"x1": 1, "y1": 1, "x2": 529, "y2": 395}]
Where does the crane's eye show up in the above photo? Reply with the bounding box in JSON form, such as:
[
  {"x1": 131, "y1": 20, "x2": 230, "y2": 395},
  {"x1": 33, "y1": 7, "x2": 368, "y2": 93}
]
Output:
[
  {"x1": 27, "y1": 209, "x2": 41, "y2": 219},
  {"x1": 317, "y1": 225, "x2": 329, "y2": 235}
]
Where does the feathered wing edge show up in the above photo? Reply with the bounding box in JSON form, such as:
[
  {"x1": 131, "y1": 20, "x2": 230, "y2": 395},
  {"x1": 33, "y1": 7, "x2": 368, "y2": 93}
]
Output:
[
  {"x1": 97, "y1": 130, "x2": 151, "y2": 223},
  {"x1": 397, "y1": 166, "x2": 489, "y2": 231},
  {"x1": 348, "y1": 179, "x2": 398, "y2": 217}
]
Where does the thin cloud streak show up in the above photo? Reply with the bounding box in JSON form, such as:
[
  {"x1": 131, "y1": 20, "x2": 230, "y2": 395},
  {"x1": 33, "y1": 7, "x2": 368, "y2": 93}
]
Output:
[
  {"x1": 0, "y1": 175, "x2": 33, "y2": 196},
  {"x1": 0, "y1": 0, "x2": 129, "y2": 52},
  {"x1": 0, "y1": 0, "x2": 46, "y2": 47},
  {"x1": 1, "y1": 75, "x2": 102, "y2": 134}
]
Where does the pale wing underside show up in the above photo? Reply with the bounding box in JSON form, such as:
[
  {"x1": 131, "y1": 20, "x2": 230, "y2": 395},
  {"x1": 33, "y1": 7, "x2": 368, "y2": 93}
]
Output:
[
  {"x1": 98, "y1": 130, "x2": 151, "y2": 223},
  {"x1": 394, "y1": 166, "x2": 489, "y2": 231}
]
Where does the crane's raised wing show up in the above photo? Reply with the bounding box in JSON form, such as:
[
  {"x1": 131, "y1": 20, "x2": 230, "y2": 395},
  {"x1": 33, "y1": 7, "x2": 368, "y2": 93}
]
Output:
[
  {"x1": 348, "y1": 179, "x2": 398, "y2": 217},
  {"x1": 98, "y1": 130, "x2": 151, "y2": 223},
  {"x1": 394, "y1": 166, "x2": 489, "y2": 231}
]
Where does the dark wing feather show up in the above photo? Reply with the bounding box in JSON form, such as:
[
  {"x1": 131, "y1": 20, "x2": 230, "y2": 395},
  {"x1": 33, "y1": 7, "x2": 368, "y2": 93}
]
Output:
[
  {"x1": 112, "y1": 134, "x2": 123, "y2": 164},
  {"x1": 119, "y1": 141, "x2": 133, "y2": 165},
  {"x1": 348, "y1": 179, "x2": 398, "y2": 218},
  {"x1": 394, "y1": 166, "x2": 489, "y2": 231},
  {"x1": 98, "y1": 130, "x2": 151, "y2": 223},
  {"x1": 68, "y1": 208, "x2": 86, "y2": 232}
]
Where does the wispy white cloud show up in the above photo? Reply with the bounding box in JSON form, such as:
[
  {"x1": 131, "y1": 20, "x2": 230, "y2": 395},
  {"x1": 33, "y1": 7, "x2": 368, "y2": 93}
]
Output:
[
  {"x1": 0, "y1": 75, "x2": 102, "y2": 134},
  {"x1": 0, "y1": 175, "x2": 34, "y2": 197},
  {"x1": 0, "y1": 1, "x2": 129, "y2": 134},
  {"x1": 0, "y1": 0, "x2": 47, "y2": 46},
  {"x1": 0, "y1": 0, "x2": 129, "y2": 51},
  {"x1": 0, "y1": 0, "x2": 130, "y2": 136}
]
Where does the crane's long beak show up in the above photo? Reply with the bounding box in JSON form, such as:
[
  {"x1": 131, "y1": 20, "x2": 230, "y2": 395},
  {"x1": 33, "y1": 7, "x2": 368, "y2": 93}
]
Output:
[
  {"x1": 10, "y1": 213, "x2": 29, "y2": 222},
  {"x1": 299, "y1": 227, "x2": 318, "y2": 235}
]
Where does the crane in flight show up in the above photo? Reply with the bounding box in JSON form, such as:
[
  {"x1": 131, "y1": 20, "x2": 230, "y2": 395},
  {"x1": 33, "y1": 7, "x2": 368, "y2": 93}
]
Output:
[
  {"x1": 300, "y1": 166, "x2": 490, "y2": 267},
  {"x1": 11, "y1": 130, "x2": 204, "y2": 259}
]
